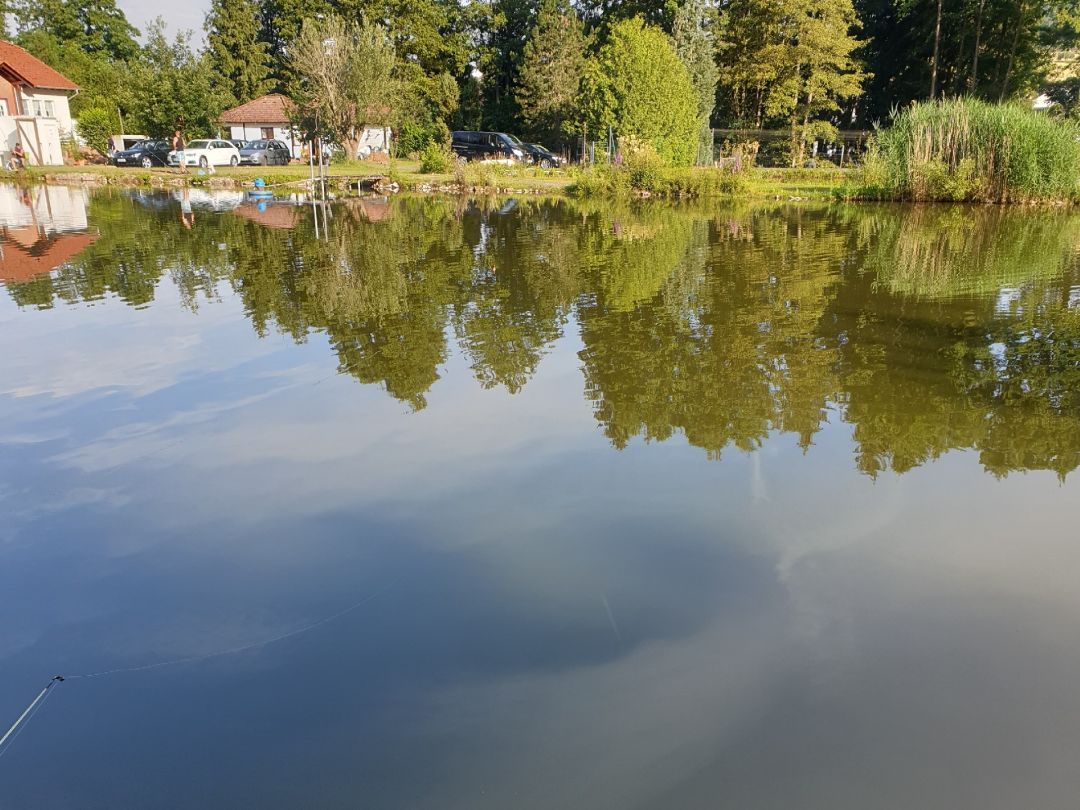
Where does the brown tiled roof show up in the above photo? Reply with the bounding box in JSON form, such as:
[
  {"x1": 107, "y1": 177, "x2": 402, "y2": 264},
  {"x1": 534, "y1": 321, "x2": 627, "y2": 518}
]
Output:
[
  {"x1": 219, "y1": 94, "x2": 296, "y2": 125},
  {"x1": 0, "y1": 41, "x2": 79, "y2": 91}
]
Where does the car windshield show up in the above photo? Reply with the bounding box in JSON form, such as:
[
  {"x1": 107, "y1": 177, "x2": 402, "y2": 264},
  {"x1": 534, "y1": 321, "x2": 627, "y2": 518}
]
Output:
[
  {"x1": 530, "y1": 144, "x2": 553, "y2": 155},
  {"x1": 188, "y1": 140, "x2": 210, "y2": 149},
  {"x1": 505, "y1": 134, "x2": 524, "y2": 145}
]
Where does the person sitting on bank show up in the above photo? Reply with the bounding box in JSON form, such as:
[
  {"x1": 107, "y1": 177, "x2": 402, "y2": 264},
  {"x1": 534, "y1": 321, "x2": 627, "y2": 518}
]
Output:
[{"x1": 10, "y1": 142, "x2": 26, "y2": 170}]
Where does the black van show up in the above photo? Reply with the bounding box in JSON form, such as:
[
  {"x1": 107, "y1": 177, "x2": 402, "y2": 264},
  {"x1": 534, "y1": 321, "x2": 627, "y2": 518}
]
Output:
[{"x1": 451, "y1": 131, "x2": 527, "y2": 161}]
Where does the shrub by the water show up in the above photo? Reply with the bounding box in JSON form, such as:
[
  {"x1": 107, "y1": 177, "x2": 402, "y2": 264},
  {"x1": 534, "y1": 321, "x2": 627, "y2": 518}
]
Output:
[
  {"x1": 419, "y1": 141, "x2": 454, "y2": 174},
  {"x1": 569, "y1": 135, "x2": 749, "y2": 198},
  {"x1": 849, "y1": 98, "x2": 1080, "y2": 203}
]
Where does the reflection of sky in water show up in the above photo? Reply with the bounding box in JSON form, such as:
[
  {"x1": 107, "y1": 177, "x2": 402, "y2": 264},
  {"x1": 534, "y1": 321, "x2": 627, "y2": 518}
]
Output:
[{"x1": 1, "y1": 195, "x2": 1080, "y2": 809}]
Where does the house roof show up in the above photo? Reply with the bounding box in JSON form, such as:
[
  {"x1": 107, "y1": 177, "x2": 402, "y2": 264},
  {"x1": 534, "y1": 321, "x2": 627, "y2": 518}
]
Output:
[
  {"x1": 219, "y1": 94, "x2": 296, "y2": 125},
  {"x1": 0, "y1": 41, "x2": 79, "y2": 91}
]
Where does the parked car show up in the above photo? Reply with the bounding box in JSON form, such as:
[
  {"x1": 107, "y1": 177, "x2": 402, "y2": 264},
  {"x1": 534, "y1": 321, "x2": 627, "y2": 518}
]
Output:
[
  {"x1": 451, "y1": 131, "x2": 527, "y2": 162},
  {"x1": 239, "y1": 139, "x2": 292, "y2": 166},
  {"x1": 111, "y1": 139, "x2": 173, "y2": 168},
  {"x1": 229, "y1": 139, "x2": 248, "y2": 150},
  {"x1": 521, "y1": 143, "x2": 563, "y2": 169},
  {"x1": 178, "y1": 139, "x2": 241, "y2": 169},
  {"x1": 106, "y1": 134, "x2": 148, "y2": 159}
]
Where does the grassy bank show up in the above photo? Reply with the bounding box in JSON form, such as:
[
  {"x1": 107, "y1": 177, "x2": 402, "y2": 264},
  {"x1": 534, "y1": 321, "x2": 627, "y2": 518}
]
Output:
[
  {"x1": 1, "y1": 159, "x2": 848, "y2": 200},
  {"x1": 845, "y1": 98, "x2": 1080, "y2": 204}
]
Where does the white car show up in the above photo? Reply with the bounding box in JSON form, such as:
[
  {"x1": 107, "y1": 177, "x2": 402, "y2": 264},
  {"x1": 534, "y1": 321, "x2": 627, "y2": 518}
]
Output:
[{"x1": 176, "y1": 139, "x2": 241, "y2": 169}]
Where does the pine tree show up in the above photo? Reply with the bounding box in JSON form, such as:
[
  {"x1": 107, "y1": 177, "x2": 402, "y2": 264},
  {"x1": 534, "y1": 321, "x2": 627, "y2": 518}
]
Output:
[
  {"x1": 515, "y1": 0, "x2": 589, "y2": 144},
  {"x1": 206, "y1": 0, "x2": 274, "y2": 104},
  {"x1": 673, "y1": 0, "x2": 719, "y2": 164}
]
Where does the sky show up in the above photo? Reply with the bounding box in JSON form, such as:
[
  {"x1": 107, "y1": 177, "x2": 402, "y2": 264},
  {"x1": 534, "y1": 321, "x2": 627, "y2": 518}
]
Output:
[{"x1": 117, "y1": 0, "x2": 212, "y2": 42}]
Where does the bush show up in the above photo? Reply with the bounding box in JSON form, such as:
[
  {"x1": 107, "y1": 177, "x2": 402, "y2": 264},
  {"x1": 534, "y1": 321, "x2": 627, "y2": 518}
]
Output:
[
  {"x1": 419, "y1": 141, "x2": 454, "y2": 174},
  {"x1": 397, "y1": 119, "x2": 450, "y2": 158},
  {"x1": 463, "y1": 161, "x2": 498, "y2": 189},
  {"x1": 76, "y1": 106, "x2": 119, "y2": 155},
  {"x1": 848, "y1": 98, "x2": 1080, "y2": 203},
  {"x1": 570, "y1": 161, "x2": 747, "y2": 198}
]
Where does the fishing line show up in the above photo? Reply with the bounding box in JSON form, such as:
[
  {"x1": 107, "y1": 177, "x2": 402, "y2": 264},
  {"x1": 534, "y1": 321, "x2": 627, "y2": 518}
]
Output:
[
  {"x1": 66, "y1": 582, "x2": 393, "y2": 680},
  {"x1": 0, "y1": 677, "x2": 62, "y2": 762},
  {"x1": 0, "y1": 581, "x2": 393, "y2": 761}
]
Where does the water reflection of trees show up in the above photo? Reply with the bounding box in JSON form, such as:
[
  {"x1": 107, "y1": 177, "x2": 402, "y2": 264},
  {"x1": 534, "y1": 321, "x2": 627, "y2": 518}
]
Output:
[{"x1": 5, "y1": 192, "x2": 1079, "y2": 478}]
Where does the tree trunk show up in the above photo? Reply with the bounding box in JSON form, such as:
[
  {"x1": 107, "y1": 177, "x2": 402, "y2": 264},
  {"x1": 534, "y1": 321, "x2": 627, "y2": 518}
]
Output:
[
  {"x1": 930, "y1": 0, "x2": 944, "y2": 98},
  {"x1": 795, "y1": 92, "x2": 814, "y2": 168},
  {"x1": 998, "y1": 1, "x2": 1026, "y2": 102},
  {"x1": 969, "y1": 0, "x2": 987, "y2": 93}
]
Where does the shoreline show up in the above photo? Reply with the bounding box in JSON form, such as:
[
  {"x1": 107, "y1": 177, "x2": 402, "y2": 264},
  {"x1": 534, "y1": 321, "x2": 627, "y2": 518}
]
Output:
[{"x1": 0, "y1": 161, "x2": 848, "y2": 202}]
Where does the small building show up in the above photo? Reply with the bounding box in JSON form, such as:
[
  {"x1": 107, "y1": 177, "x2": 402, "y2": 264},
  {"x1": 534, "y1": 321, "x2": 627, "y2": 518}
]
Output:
[
  {"x1": 0, "y1": 41, "x2": 78, "y2": 166},
  {"x1": 218, "y1": 93, "x2": 391, "y2": 160}
]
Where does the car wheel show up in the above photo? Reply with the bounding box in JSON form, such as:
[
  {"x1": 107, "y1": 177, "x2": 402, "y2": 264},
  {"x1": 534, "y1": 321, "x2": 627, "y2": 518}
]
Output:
[
  {"x1": 540, "y1": 158, "x2": 552, "y2": 169},
  {"x1": 141, "y1": 156, "x2": 154, "y2": 169},
  {"x1": 230, "y1": 156, "x2": 239, "y2": 167},
  {"x1": 199, "y1": 156, "x2": 208, "y2": 168}
]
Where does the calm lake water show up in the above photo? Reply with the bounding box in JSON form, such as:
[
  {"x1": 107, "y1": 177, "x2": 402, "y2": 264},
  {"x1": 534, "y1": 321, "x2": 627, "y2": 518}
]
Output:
[{"x1": 2, "y1": 184, "x2": 1080, "y2": 809}]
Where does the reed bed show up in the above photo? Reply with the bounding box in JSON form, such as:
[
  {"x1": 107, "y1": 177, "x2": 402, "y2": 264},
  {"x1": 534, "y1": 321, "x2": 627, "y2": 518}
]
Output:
[{"x1": 850, "y1": 98, "x2": 1080, "y2": 203}]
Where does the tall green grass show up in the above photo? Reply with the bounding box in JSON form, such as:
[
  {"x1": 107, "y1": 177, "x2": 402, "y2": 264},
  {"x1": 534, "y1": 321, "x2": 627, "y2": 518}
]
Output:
[{"x1": 849, "y1": 98, "x2": 1080, "y2": 203}]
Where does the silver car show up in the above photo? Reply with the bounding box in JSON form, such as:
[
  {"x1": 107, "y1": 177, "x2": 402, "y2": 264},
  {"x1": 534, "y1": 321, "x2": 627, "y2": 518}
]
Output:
[{"x1": 239, "y1": 140, "x2": 293, "y2": 166}]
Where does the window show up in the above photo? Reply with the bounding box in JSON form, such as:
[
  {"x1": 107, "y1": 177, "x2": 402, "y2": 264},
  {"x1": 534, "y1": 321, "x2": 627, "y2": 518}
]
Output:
[
  {"x1": 44, "y1": 101, "x2": 54, "y2": 118},
  {"x1": 32, "y1": 100, "x2": 43, "y2": 117},
  {"x1": 261, "y1": 127, "x2": 274, "y2": 139}
]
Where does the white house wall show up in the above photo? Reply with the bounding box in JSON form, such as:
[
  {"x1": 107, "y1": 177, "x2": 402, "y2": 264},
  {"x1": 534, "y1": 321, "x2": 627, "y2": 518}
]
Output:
[
  {"x1": 0, "y1": 116, "x2": 63, "y2": 166},
  {"x1": 226, "y1": 123, "x2": 393, "y2": 160},
  {"x1": 17, "y1": 88, "x2": 74, "y2": 137},
  {"x1": 227, "y1": 124, "x2": 302, "y2": 158}
]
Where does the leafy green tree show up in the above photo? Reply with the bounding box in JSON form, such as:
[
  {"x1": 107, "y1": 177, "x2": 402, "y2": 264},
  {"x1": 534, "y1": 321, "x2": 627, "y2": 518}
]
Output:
[
  {"x1": 289, "y1": 15, "x2": 399, "y2": 158},
  {"x1": 475, "y1": 0, "x2": 540, "y2": 131},
  {"x1": 16, "y1": 27, "x2": 135, "y2": 150},
  {"x1": 717, "y1": 0, "x2": 865, "y2": 162},
  {"x1": 127, "y1": 20, "x2": 230, "y2": 136},
  {"x1": 579, "y1": 17, "x2": 699, "y2": 165},
  {"x1": 259, "y1": 0, "x2": 332, "y2": 74},
  {"x1": 205, "y1": 0, "x2": 274, "y2": 104},
  {"x1": 672, "y1": 0, "x2": 719, "y2": 164},
  {"x1": 575, "y1": 0, "x2": 682, "y2": 34},
  {"x1": 11, "y1": 0, "x2": 140, "y2": 60},
  {"x1": 852, "y1": 0, "x2": 1072, "y2": 122},
  {"x1": 515, "y1": 0, "x2": 589, "y2": 145},
  {"x1": 765, "y1": 0, "x2": 866, "y2": 164}
]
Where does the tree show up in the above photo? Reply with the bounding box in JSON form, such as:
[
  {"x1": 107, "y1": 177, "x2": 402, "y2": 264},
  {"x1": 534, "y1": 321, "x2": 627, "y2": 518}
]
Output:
[
  {"x1": 515, "y1": 0, "x2": 589, "y2": 145},
  {"x1": 127, "y1": 19, "x2": 230, "y2": 137},
  {"x1": 717, "y1": 0, "x2": 865, "y2": 163},
  {"x1": 205, "y1": 0, "x2": 274, "y2": 104},
  {"x1": 574, "y1": 0, "x2": 682, "y2": 34},
  {"x1": 766, "y1": 0, "x2": 866, "y2": 164},
  {"x1": 259, "y1": 0, "x2": 332, "y2": 74},
  {"x1": 852, "y1": 0, "x2": 1070, "y2": 122},
  {"x1": 16, "y1": 27, "x2": 135, "y2": 149},
  {"x1": 11, "y1": 0, "x2": 140, "y2": 61},
  {"x1": 289, "y1": 15, "x2": 399, "y2": 159},
  {"x1": 672, "y1": 0, "x2": 719, "y2": 163},
  {"x1": 579, "y1": 17, "x2": 699, "y2": 165}
]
